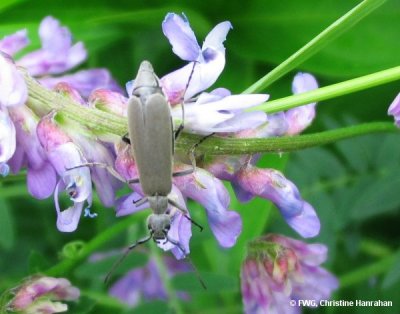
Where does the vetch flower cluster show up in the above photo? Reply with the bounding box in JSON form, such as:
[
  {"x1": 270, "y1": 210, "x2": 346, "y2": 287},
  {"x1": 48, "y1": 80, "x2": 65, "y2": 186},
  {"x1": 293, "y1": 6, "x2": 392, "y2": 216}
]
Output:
[
  {"x1": 0, "y1": 12, "x2": 322, "y2": 255},
  {"x1": 7, "y1": 276, "x2": 80, "y2": 314},
  {"x1": 0, "y1": 13, "x2": 334, "y2": 311},
  {"x1": 240, "y1": 234, "x2": 338, "y2": 314}
]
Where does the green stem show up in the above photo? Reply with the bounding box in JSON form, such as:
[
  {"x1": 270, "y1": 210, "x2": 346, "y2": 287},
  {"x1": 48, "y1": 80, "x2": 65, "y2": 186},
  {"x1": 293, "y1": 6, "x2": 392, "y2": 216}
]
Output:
[
  {"x1": 150, "y1": 243, "x2": 184, "y2": 314},
  {"x1": 45, "y1": 213, "x2": 140, "y2": 277},
  {"x1": 21, "y1": 68, "x2": 126, "y2": 136},
  {"x1": 339, "y1": 254, "x2": 396, "y2": 288},
  {"x1": 249, "y1": 66, "x2": 400, "y2": 113},
  {"x1": 176, "y1": 122, "x2": 398, "y2": 155},
  {"x1": 243, "y1": 0, "x2": 387, "y2": 93}
]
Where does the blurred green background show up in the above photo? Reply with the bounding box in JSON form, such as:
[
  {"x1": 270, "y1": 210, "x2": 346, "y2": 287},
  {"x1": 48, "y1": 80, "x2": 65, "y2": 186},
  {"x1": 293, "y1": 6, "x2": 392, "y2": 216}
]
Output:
[{"x1": 0, "y1": 0, "x2": 399, "y2": 313}]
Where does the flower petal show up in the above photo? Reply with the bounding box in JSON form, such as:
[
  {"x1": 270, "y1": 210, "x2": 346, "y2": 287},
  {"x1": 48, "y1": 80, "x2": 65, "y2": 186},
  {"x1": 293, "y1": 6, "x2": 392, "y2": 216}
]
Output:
[
  {"x1": 174, "y1": 166, "x2": 241, "y2": 247},
  {"x1": 27, "y1": 161, "x2": 57, "y2": 199},
  {"x1": 162, "y1": 13, "x2": 200, "y2": 61},
  {"x1": 0, "y1": 29, "x2": 29, "y2": 56},
  {"x1": 54, "y1": 181, "x2": 85, "y2": 232},
  {"x1": 236, "y1": 166, "x2": 320, "y2": 238},
  {"x1": 286, "y1": 73, "x2": 318, "y2": 135},
  {"x1": 0, "y1": 52, "x2": 28, "y2": 107},
  {"x1": 115, "y1": 192, "x2": 149, "y2": 217},
  {"x1": 0, "y1": 108, "x2": 16, "y2": 163},
  {"x1": 388, "y1": 92, "x2": 400, "y2": 127},
  {"x1": 18, "y1": 16, "x2": 87, "y2": 76},
  {"x1": 39, "y1": 69, "x2": 122, "y2": 98}
]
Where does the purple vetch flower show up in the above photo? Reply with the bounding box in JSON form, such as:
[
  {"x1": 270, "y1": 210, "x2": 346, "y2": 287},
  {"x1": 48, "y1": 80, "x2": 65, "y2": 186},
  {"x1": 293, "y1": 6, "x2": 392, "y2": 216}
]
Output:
[
  {"x1": 37, "y1": 114, "x2": 92, "y2": 232},
  {"x1": 8, "y1": 106, "x2": 56, "y2": 198},
  {"x1": 109, "y1": 256, "x2": 190, "y2": 306},
  {"x1": 8, "y1": 276, "x2": 80, "y2": 314},
  {"x1": 0, "y1": 52, "x2": 28, "y2": 108},
  {"x1": 18, "y1": 16, "x2": 87, "y2": 76},
  {"x1": 240, "y1": 234, "x2": 338, "y2": 314},
  {"x1": 161, "y1": 13, "x2": 232, "y2": 104},
  {"x1": 173, "y1": 163, "x2": 242, "y2": 248},
  {"x1": 0, "y1": 16, "x2": 121, "y2": 97},
  {"x1": 234, "y1": 166, "x2": 320, "y2": 238},
  {"x1": 388, "y1": 92, "x2": 400, "y2": 127},
  {"x1": 170, "y1": 88, "x2": 269, "y2": 134},
  {"x1": 0, "y1": 29, "x2": 29, "y2": 56},
  {"x1": 285, "y1": 72, "x2": 318, "y2": 135}
]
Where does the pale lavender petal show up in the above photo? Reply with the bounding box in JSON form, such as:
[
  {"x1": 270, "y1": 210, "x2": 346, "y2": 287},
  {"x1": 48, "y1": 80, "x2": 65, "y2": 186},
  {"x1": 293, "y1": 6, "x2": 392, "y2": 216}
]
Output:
[
  {"x1": 116, "y1": 192, "x2": 149, "y2": 217},
  {"x1": 199, "y1": 94, "x2": 269, "y2": 111},
  {"x1": 0, "y1": 29, "x2": 29, "y2": 56},
  {"x1": 232, "y1": 182, "x2": 255, "y2": 203},
  {"x1": 293, "y1": 267, "x2": 339, "y2": 301},
  {"x1": 8, "y1": 145, "x2": 24, "y2": 173},
  {"x1": 39, "y1": 16, "x2": 72, "y2": 51},
  {"x1": 284, "y1": 202, "x2": 320, "y2": 238},
  {"x1": 39, "y1": 69, "x2": 122, "y2": 98},
  {"x1": 110, "y1": 270, "x2": 142, "y2": 306},
  {"x1": 292, "y1": 72, "x2": 318, "y2": 94},
  {"x1": 18, "y1": 16, "x2": 87, "y2": 76},
  {"x1": 161, "y1": 18, "x2": 231, "y2": 104},
  {"x1": 172, "y1": 93, "x2": 268, "y2": 134},
  {"x1": 286, "y1": 73, "x2": 318, "y2": 135},
  {"x1": 0, "y1": 163, "x2": 9, "y2": 176},
  {"x1": 0, "y1": 109, "x2": 16, "y2": 163},
  {"x1": 388, "y1": 93, "x2": 400, "y2": 127},
  {"x1": 72, "y1": 136, "x2": 119, "y2": 207},
  {"x1": 0, "y1": 52, "x2": 28, "y2": 107},
  {"x1": 156, "y1": 187, "x2": 191, "y2": 259},
  {"x1": 202, "y1": 21, "x2": 232, "y2": 54},
  {"x1": 54, "y1": 180, "x2": 85, "y2": 232},
  {"x1": 27, "y1": 161, "x2": 57, "y2": 199},
  {"x1": 212, "y1": 111, "x2": 268, "y2": 133},
  {"x1": 174, "y1": 167, "x2": 241, "y2": 247},
  {"x1": 162, "y1": 13, "x2": 200, "y2": 61},
  {"x1": 47, "y1": 142, "x2": 92, "y2": 203}
]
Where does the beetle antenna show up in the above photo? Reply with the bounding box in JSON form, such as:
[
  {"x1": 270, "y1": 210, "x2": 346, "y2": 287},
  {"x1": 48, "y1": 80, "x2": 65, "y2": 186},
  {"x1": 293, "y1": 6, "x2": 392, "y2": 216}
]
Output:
[
  {"x1": 175, "y1": 61, "x2": 198, "y2": 140},
  {"x1": 167, "y1": 236, "x2": 207, "y2": 290},
  {"x1": 104, "y1": 234, "x2": 152, "y2": 284}
]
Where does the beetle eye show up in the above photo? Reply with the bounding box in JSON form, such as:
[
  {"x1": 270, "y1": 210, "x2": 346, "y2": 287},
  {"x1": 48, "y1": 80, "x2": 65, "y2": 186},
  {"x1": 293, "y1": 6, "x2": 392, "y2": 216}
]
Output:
[
  {"x1": 147, "y1": 224, "x2": 151, "y2": 230},
  {"x1": 165, "y1": 224, "x2": 171, "y2": 231}
]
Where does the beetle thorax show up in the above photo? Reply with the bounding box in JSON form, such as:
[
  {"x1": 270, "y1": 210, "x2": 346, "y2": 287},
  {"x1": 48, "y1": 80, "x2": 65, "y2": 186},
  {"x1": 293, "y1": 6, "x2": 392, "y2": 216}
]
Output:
[{"x1": 148, "y1": 195, "x2": 169, "y2": 215}]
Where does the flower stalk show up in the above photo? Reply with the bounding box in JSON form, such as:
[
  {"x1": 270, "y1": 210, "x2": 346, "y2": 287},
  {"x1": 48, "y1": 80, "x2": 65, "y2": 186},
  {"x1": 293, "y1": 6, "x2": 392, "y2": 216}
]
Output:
[
  {"x1": 243, "y1": 0, "x2": 388, "y2": 93},
  {"x1": 20, "y1": 67, "x2": 400, "y2": 157}
]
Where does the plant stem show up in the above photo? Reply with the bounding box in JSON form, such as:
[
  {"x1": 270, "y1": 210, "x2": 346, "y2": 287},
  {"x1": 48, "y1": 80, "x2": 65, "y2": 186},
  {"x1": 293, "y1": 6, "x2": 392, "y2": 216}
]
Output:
[
  {"x1": 243, "y1": 0, "x2": 387, "y2": 93},
  {"x1": 249, "y1": 66, "x2": 400, "y2": 113},
  {"x1": 176, "y1": 122, "x2": 399, "y2": 155}
]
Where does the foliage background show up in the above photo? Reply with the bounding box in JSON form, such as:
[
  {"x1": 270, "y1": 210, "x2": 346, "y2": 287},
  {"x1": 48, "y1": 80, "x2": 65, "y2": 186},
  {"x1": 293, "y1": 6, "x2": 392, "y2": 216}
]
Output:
[{"x1": 0, "y1": 0, "x2": 399, "y2": 313}]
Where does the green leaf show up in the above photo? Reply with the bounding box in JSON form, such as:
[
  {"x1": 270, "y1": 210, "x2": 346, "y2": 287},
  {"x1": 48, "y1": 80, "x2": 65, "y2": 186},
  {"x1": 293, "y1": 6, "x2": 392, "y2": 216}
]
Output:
[{"x1": 0, "y1": 199, "x2": 15, "y2": 250}]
